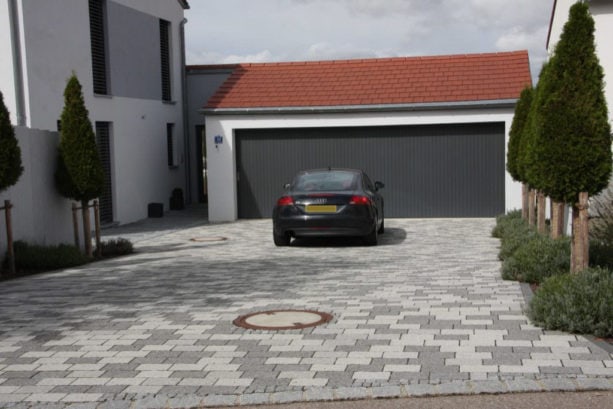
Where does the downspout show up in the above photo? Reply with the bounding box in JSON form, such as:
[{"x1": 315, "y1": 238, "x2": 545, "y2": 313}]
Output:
[
  {"x1": 180, "y1": 17, "x2": 191, "y2": 203},
  {"x1": 8, "y1": 0, "x2": 26, "y2": 126}
]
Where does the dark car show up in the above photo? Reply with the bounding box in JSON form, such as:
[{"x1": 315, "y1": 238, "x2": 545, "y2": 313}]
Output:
[{"x1": 272, "y1": 168, "x2": 384, "y2": 246}]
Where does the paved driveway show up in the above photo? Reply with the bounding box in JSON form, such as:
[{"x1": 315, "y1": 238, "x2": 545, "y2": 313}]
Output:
[{"x1": 0, "y1": 216, "x2": 611, "y2": 408}]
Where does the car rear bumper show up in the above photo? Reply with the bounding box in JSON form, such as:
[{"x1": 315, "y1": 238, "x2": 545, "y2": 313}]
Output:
[{"x1": 273, "y1": 212, "x2": 375, "y2": 238}]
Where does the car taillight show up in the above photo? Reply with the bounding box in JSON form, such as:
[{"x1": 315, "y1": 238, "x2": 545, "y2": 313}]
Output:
[
  {"x1": 350, "y1": 195, "x2": 371, "y2": 205},
  {"x1": 277, "y1": 196, "x2": 294, "y2": 206}
]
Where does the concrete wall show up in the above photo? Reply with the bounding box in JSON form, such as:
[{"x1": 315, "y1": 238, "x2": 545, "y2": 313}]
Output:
[
  {"x1": 205, "y1": 109, "x2": 521, "y2": 222},
  {"x1": 1, "y1": 0, "x2": 188, "y2": 225},
  {"x1": 185, "y1": 68, "x2": 234, "y2": 203},
  {"x1": 0, "y1": 127, "x2": 73, "y2": 257}
]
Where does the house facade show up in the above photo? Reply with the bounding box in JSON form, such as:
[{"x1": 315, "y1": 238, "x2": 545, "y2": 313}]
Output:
[
  {"x1": 190, "y1": 51, "x2": 532, "y2": 222},
  {"x1": 0, "y1": 0, "x2": 189, "y2": 226}
]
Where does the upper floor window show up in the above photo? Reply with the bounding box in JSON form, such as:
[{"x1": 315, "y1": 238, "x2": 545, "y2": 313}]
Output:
[
  {"x1": 89, "y1": 0, "x2": 108, "y2": 95},
  {"x1": 159, "y1": 19, "x2": 171, "y2": 101}
]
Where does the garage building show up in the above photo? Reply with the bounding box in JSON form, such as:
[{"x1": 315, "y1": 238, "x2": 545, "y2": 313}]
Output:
[{"x1": 193, "y1": 50, "x2": 531, "y2": 222}]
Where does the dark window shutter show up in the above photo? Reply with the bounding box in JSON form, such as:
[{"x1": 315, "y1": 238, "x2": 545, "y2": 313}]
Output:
[
  {"x1": 160, "y1": 19, "x2": 171, "y2": 101},
  {"x1": 95, "y1": 122, "x2": 113, "y2": 224},
  {"x1": 89, "y1": 0, "x2": 108, "y2": 95}
]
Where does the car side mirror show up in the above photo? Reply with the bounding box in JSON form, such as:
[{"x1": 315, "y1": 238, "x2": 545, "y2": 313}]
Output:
[{"x1": 375, "y1": 181, "x2": 385, "y2": 191}]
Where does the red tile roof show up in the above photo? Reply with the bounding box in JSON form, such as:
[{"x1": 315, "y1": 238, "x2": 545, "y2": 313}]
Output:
[{"x1": 203, "y1": 50, "x2": 531, "y2": 110}]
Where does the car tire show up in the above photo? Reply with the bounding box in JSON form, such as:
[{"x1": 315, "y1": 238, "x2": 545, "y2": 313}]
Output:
[
  {"x1": 364, "y1": 224, "x2": 378, "y2": 246},
  {"x1": 273, "y1": 231, "x2": 291, "y2": 246},
  {"x1": 378, "y1": 214, "x2": 385, "y2": 234}
]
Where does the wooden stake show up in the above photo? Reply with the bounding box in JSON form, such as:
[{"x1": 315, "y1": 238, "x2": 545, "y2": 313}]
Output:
[
  {"x1": 3, "y1": 200, "x2": 15, "y2": 275},
  {"x1": 94, "y1": 200, "x2": 101, "y2": 257},
  {"x1": 72, "y1": 202, "x2": 80, "y2": 249},
  {"x1": 82, "y1": 201, "x2": 92, "y2": 257}
]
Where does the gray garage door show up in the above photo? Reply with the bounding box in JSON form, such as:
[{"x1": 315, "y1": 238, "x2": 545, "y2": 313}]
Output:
[{"x1": 236, "y1": 123, "x2": 505, "y2": 218}]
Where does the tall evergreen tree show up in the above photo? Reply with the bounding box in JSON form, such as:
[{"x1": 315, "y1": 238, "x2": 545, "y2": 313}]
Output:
[
  {"x1": 0, "y1": 90, "x2": 23, "y2": 275},
  {"x1": 507, "y1": 86, "x2": 533, "y2": 219},
  {"x1": 532, "y1": 2, "x2": 612, "y2": 271},
  {"x1": 55, "y1": 74, "x2": 104, "y2": 257},
  {"x1": 0, "y1": 91, "x2": 23, "y2": 192}
]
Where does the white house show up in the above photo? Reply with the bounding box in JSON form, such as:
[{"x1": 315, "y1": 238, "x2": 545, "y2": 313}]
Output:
[
  {"x1": 190, "y1": 51, "x2": 532, "y2": 222},
  {"x1": 0, "y1": 0, "x2": 190, "y2": 228}
]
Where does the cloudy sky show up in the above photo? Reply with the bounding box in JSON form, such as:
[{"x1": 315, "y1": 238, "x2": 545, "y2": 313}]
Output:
[{"x1": 184, "y1": 0, "x2": 554, "y2": 82}]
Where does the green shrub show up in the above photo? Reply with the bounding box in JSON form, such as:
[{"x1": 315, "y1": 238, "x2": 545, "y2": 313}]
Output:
[
  {"x1": 10, "y1": 240, "x2": 88, "y2": 271},
  {"x1": 497, "y1": 219, "x2": 538, "y2": 261},
  {"x1": 491, "y1": 209, "x2": 523, "y2": 239},
  {"x1": 97, "y1": 238, "x2": 133, "y2": 257},
  {"x1": 502, "y1": 234, "x2": 570, "y2": 283},
  {"x1": 529, "y1": 268, "x2": 613, "y2": 338}
]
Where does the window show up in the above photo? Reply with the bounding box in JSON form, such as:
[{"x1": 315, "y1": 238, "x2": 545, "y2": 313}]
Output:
[
  {"x1": 159, "y1": 19, "x2": 171, "y2": 101},
  {"x1": 95, "y1": 122, "x2": 113, "y2": 224},
  {"x1": 89, "y1": 0, "x2": 108, "y2": 95},
  {"x1": 167, "y1": 123, "x2": 177, "y2": 167}
]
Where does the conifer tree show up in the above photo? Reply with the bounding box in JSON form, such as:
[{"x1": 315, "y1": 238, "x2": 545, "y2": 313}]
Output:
[
  {"x1": 0, "y1": 90, "x2": 23, "y2": 275},
  {"x1": 55, "y1": 74, "x2": 104, "y2": 257},
  {"x1": 532, "y1": 2, "x2": 612, "y2": 271},
  {"x1": 0, "y1": 91, "x2": 23, "y2": 192},
  {"x1": 507, "y1": 86, "x2": 533, "y2": 219}
]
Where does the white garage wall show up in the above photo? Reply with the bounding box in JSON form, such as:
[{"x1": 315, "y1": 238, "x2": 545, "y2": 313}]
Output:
[{"x1": 205, "y1": 108, "x2": 520, "y2": 222}]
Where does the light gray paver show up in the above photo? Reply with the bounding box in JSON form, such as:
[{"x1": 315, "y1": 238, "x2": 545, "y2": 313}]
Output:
[{"x1": 0, "y1": 215, "x2": 611, "y2": 409}]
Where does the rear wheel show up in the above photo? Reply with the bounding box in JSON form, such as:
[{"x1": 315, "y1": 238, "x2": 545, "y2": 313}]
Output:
[
  {"x1": 378, "y1": 212, "x2": 385, "y2": 234},
  {"x1": 364, "y1": 225, "x2": 378, "y2": 246},
  {"x1": 273, "y1": 231, "x2": 291, "y2": 246}
]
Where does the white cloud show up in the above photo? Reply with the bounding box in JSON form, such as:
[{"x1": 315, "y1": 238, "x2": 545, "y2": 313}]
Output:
[{"x1": 187, "y1": 49, "x2": 278, "y2": 65}]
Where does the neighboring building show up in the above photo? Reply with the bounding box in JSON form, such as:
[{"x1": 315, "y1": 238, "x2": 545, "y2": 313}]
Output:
[
  {"x1": 0, "y1": 0, "x2": 190, "y2": 226},
  {"x1": 190, "y1": 51, "x2": 532, "y2": 222}
]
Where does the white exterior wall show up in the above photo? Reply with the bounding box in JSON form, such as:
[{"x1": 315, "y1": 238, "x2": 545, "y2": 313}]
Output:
[
  {"x1": 205, "y1": 109, "x2": 521, "y2": 222},
  {"x1": 1, "y1": 0, "x2": 187, "y2": 225},
  {"x1": 0, "y1": 1, "x2": 17, "y2": 124},
  {"x1": 0, "y1": 128, "x2": 73, "y2": 256}
]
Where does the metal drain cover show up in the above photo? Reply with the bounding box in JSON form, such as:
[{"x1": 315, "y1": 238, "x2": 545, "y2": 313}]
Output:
[{"x1": 234, "y1": 309, "x2": 333, "y2": 330}]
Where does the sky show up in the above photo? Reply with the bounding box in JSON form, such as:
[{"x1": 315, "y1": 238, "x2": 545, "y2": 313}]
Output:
[{"x1": 184, "y1": 0, "x2": 554, "y2": 83}]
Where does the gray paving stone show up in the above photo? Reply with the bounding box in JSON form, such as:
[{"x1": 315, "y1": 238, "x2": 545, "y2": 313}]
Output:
[{"x1": 0, "y1": 216, "x2": 611, "y2": 409}]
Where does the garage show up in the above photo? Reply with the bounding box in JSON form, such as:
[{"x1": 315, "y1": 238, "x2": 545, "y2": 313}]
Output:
[
  {"x1": 198, "y1": 51, "x2": 531, "y2": 222},
  {"x1": 236, "y1": 123, "x2": 505, "y2": 219}
]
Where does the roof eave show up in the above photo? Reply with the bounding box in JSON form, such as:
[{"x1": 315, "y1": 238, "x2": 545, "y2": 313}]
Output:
[
  {"x1": 177, "y1": 0, "x2": 189, "y2": 10},
  {"x1": 200, "y1": 99, "x2": 518, "y2": 116}
]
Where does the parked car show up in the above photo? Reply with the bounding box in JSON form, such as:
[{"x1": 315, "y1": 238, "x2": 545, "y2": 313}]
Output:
[{"x1": 272, "y1": 168, "x2": 384, "y2": 246}]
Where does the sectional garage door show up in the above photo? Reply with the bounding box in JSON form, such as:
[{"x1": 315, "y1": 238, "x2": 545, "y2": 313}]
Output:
[{"x1": 236, "y1": 123, "x2": 505, "y2": 219}]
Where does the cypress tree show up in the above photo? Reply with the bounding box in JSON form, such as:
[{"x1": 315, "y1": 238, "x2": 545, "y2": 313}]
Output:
[
  {"x1": 55, "y1": 74, "x2": 104, "y2": 257},
  {"x1": 533, "y1": 2, "x2": 612, "y2": 271},
  {"x1": 0, "y1": 91, "x2": 23, "y2": 192},
  {"x1": 507, "y1": 86, "x2": 533, "y2": 219}
]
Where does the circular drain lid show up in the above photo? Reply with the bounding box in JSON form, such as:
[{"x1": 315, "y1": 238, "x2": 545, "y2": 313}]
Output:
[{"x1": 234, "y1": 309, "x2": 332, "y2": 330}]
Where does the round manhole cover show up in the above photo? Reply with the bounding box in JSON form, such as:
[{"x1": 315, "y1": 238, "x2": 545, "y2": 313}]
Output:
[
  {"x1": 189, "y1": 237, "x2": 228, "y2": 242},
  {"x1": 233, "y1": 309, "x2": 333, "y2": 330}
]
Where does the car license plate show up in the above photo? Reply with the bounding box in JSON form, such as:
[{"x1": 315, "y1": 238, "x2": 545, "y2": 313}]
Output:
[{"x1": 305, "y1": 205, "x2": 337, "y2": 213}]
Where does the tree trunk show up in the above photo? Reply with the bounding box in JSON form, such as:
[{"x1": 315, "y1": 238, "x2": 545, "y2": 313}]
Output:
[
  {"x1": 2, "y1": 200, "x2": 15, "y2": 276},
  {"x1": 537, "y1": 191, "x2": 547, "y2": 234},
  {"x1": 550, "y1": 201, "x2": 565, "y2": 239},
  {"x1": 522, "y1": 184, "x2": 529, "y2": 220},
  {"x1": 81, "y1": 200, "x2": 92, "y2": 257},
  {"x1": 570, "y1": 192, "x2": 589, "y2": 273},
  {"x1": 528, "y1": 189, "x2": 536, "y2": 227}
]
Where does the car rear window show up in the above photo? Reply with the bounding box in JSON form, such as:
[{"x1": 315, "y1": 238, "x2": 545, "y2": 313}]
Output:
[{"x1": 293, "y1": 171, "x2": 359, "y2": 192}]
